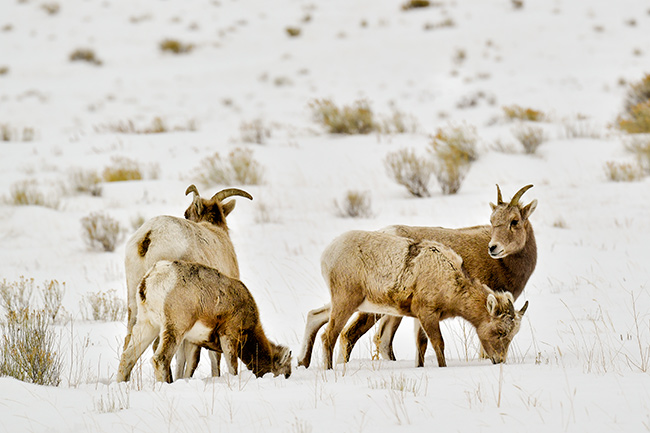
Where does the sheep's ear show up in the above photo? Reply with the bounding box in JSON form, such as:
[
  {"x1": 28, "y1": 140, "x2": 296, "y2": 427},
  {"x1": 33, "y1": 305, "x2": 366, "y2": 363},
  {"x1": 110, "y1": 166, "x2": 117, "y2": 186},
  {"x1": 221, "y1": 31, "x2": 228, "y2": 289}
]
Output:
[
  {"x1": 222, "y1": 199, "x2": 236, "y2": 217},
  {"x1": 521, "y1": 199, "x2": 537, "y2": 220},
  {"x1": 504, "y1": 292, "x2": 514, "y2": 304},
  {"x1": 486, "y1": 294, "x2": 498, "y2": 316},
  {"x1": 490, "y1": 202, "x2": 497, "y2": 211}
]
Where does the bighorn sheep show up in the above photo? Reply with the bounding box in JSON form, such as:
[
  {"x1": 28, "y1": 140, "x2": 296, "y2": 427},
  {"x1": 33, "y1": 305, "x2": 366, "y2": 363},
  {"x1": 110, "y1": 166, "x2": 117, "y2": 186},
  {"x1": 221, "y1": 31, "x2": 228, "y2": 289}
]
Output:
[
  {"x1": 117, "y1": 260, "x2": 292, "y2": 382},
  {"x1": 123, "y1": 184, "x2": 252, "y2": 379},
  {"x1": 297, "y1": 230, "x2": 528, "y2": 369},
  {"x1": 338, "y1": 184, "x2": 537, "y2": 363}
]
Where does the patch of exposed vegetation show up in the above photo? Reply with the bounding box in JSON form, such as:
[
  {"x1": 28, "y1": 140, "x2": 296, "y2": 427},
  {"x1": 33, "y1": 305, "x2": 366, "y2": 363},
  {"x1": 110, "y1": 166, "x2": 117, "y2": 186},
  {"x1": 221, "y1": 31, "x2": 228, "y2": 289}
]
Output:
[
  {"x1": 69, "y1": 48, "x2": 102, "y2": 65},
  {"x1": 309, "y1": 99, "x2": 378, "y2": 135},
  {"x1": 159, "y1": 39, "x2": 194, "y2": 54},
  {"x1": 618, "y1": 74, "x2": 650, "y2": 133},
  {"x1": 385, "y1": 148, "x2": 433, "y2": 198}
]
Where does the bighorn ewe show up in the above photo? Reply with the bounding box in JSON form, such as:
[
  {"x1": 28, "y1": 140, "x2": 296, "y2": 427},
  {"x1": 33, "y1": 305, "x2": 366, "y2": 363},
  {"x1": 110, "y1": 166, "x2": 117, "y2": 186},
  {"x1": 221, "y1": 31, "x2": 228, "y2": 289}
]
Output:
[
  {"x1": 123, "y1": 185, "x2": 252, "y2": 379},
  {"x1": 117, "y1": 260, "x2": 292, "y2": 382},
  {"x1": 297, "y1": 230, "x2": 528, "y2": 369},
  {"x1": 337, "y1": 184, "x2": 537, "y2": 363}
]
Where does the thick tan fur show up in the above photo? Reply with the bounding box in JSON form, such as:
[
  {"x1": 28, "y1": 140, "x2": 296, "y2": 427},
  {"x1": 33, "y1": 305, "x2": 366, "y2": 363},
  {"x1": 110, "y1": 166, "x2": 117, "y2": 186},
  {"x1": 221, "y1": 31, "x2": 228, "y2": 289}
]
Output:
[
  {"x1": 340, "y1": 184, "x2": 537, "y2": 362},
  {"x1": 122, "y1": 185, "x2": 250, "y2": 379},
  {"x1": 297, "y1": 230, "x2": 527, "y2": 369},
  {"x1": 117, "y1": 261, "x2": 291, "y2": 383}
]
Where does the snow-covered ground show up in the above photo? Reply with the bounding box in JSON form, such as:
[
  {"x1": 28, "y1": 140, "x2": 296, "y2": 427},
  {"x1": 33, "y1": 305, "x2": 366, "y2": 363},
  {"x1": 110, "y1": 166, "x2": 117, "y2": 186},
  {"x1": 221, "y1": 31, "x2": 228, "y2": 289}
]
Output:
[{"x1": 1, "y1": 0, "x2": 650, "y2": 431}]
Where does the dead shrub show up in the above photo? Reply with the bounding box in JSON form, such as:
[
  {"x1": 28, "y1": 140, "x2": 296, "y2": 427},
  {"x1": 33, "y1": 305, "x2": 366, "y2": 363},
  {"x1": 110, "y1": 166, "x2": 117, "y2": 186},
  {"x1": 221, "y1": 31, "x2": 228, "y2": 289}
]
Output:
[
  {"x1": 309, "y1": 99, "x2": 378, "y2": 134},
  {"x1": 102, "y1": 157, "x2": 143, "y2": 182},
  {"x1": 240, "y1": 119, "x2": 271, "y2": 144},
  {"x1": 68, "y1": 168, "x2": 102, "y2": 196},
  {"x1": 512, "y1": 124, "x2": 547, "y2": 154},
  {"x1": 603, "y1": 161, "x2": 643, "y2": 182},
  {"x1": 159, "y1": 39, "x2": 194, "y2": 54},
  {"x1": 197, "y1": 147, "x2": 264, "y2": 186},
  {"x1": 80, "y1": 290, "x2": 127, "y2": 322},
  {"x1": 0, "y1": 309, "x2": 62, "y2": 386},
  {"x1": 69, "y1": 48, "x2": 102, "y2": 65},
  {"x1": 336, "y1": 190, "x2": 373, "y2": 218},
  {"x1": 428, "y1": 126, "x2": 477, "y2": 195},
  {"x1": 624, "y1": 136, "x2": 650, "y2": 174},
  {"x1": 503, "y1": 105, "x2": 546, "y2": 122},
  {"x1": 385, "y1": 148, "x2": 433, "y2": 198},
  {"x1": 80, "y1": 212, "x2": 123, "y2": 252}
]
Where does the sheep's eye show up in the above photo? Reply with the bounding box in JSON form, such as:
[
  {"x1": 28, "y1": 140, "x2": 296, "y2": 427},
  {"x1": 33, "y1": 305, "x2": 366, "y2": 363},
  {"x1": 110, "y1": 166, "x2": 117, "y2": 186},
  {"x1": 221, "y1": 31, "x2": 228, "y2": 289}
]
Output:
[{"x1": 510, "y1": 219, "x2": 519, "y2": 228}]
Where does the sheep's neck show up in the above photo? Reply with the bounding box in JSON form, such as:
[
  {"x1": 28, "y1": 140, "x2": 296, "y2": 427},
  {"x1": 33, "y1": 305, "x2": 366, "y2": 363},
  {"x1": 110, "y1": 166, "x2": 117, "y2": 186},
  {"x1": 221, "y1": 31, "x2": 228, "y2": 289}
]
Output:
[
  {"x1": 449, "y1": 277, "x2": 490, "y2": 329},
  {"x1": 238, "y1": 326, "x2": 273, "y2": 376}
]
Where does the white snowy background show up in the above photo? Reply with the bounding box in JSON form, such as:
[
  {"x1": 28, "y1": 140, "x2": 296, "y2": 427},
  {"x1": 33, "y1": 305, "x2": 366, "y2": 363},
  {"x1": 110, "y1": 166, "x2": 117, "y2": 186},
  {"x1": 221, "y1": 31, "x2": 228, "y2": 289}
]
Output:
[{"x1": 1, "y1": 0, "x2": 650, "y2": 432}]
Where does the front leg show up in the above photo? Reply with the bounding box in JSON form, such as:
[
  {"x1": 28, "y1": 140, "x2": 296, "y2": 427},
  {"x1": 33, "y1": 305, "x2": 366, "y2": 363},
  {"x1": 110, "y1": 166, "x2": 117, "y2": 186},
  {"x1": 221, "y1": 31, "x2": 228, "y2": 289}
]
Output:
[
  {"x1": 414, "y1": 321, "x2": 428, "y2": 368},
  {"x1": 417, "y1": 315, "x2": 446, "y2": 367},
  {"x1": 219, "y1": 335, "x2": 239, "y2": 375}
]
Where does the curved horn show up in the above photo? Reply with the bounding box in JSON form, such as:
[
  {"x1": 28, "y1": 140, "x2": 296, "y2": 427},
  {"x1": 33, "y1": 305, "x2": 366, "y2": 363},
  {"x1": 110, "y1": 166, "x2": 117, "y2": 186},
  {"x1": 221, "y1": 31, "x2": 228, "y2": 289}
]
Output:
[
  {"x1": 509, "y1": 184, "x2": 533, "y2": 207},
  {"x1": 214, "y1": 188, "x2": 253, "y2": 202},
  {"x1": 508, "y1": 300, "x2": 516, "y2": 318},
  {"x1": 518, "y1": 300, "x2": 529, "y2": 317},
  {"x1": 496, "y1": 184, "x2": 504, "y2": 205},
  {"x1": 185, "y1": 184, "x2": 200, "y2": 198}
]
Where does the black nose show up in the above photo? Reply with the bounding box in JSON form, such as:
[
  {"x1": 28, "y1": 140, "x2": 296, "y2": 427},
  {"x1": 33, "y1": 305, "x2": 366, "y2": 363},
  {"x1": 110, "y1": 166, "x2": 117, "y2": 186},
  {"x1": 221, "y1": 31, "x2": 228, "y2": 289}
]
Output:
[{"x1": 489, "y1": 245, "x2": 498, "y2": 254}]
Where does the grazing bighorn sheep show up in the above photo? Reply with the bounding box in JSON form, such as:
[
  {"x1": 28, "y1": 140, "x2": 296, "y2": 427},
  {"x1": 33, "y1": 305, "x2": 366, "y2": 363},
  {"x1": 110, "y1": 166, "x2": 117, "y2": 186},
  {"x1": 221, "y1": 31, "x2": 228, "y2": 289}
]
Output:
[
  {"x1": 123, "y1": 184, "x2": 252, "y2": 379},
  {"x1": 117, "y1": 260, "x2": 292, "y2": 382},
  {"x1": 297, "y1": 230, "x2": 528, "y2": 369},
  {"x1": 337, "y1": 184, "x2": 537, "y2": 363}
]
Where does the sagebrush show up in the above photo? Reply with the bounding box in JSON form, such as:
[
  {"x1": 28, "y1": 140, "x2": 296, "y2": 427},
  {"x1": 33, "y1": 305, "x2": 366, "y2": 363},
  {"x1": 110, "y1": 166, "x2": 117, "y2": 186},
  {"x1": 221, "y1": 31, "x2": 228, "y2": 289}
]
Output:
[
  {"x1": 103, "y1": 157, "x2": 143, "y2": 182},
  {"x1": 385, "y1": 148, "x2": 432, "y2": 198},
  {"x1": 428, "y1": 125, "x2": 477, "y2": 194},
  {"x1": 81, "y1": 290, "x2": 127, "y2": 322},
  {"x1": 512, "y1": 124, "x2": 546, "y2": 154},
  {"x1": 336, "y1": 190, "x2": 373, "y2": 218},
  {"x1": 197, "y1": 147, "x2": 264, "y2": 186},
  {"x1": 310, "y1": 99, "x2": 378, "y2": 134},
  {"x1": 618, "y1": 74, "x2": 650, "y2": 133},
  {"x1": 80, "y1": 212, "x2": 123, "y2": 252},
  {"x1": 0, "y1": 309, "x2": 62, "y2": 386},
  {"x1": 603, "y1": 161, "x2": 643, "y2": 182}
]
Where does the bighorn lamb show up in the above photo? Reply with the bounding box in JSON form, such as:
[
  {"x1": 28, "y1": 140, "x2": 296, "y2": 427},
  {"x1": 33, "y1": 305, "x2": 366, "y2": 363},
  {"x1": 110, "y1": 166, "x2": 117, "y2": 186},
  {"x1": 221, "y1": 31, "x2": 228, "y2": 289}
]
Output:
[
  {"x1": 117, "y1": 260, "x2": 292, "y2": 382},
  {"x1": 297, "y1": 230, "x2": 528, "y2": 369},
  {"x1": 123, "y1": 184, "x2": 252, "y2": 378},
  {"x1": 338, "y1": 184, "x2": 537, "y2": 363}
]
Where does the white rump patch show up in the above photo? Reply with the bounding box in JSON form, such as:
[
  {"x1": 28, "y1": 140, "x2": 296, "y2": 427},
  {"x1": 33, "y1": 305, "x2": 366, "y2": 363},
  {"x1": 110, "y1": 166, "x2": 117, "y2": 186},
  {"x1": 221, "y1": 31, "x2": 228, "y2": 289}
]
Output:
[{"x1": 184, "y1": 321, "x2": 213, "y2": 345}]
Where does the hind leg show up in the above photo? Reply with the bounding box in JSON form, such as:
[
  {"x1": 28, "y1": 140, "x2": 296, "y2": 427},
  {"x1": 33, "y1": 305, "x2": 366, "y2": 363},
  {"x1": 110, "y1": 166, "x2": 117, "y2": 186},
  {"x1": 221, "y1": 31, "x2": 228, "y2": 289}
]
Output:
[
  {"x1": 117, "y1": 320, "x2": 159, "y2": 382},
  {"x1": 338, "y1": 313, "x2": 379, "y2": 363},
  {"x1": 321, "y1": 304, "x2": 357, "y2": 369},
  {"x1": 297, "y1": 304, "x2": 331, "y2": 368},
  {"x1": 153, "y1": 328, "x2": 185, "y2": 383},
  {"x1": 374, "y1": 315, "x2": 402, "y2": 361}
]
